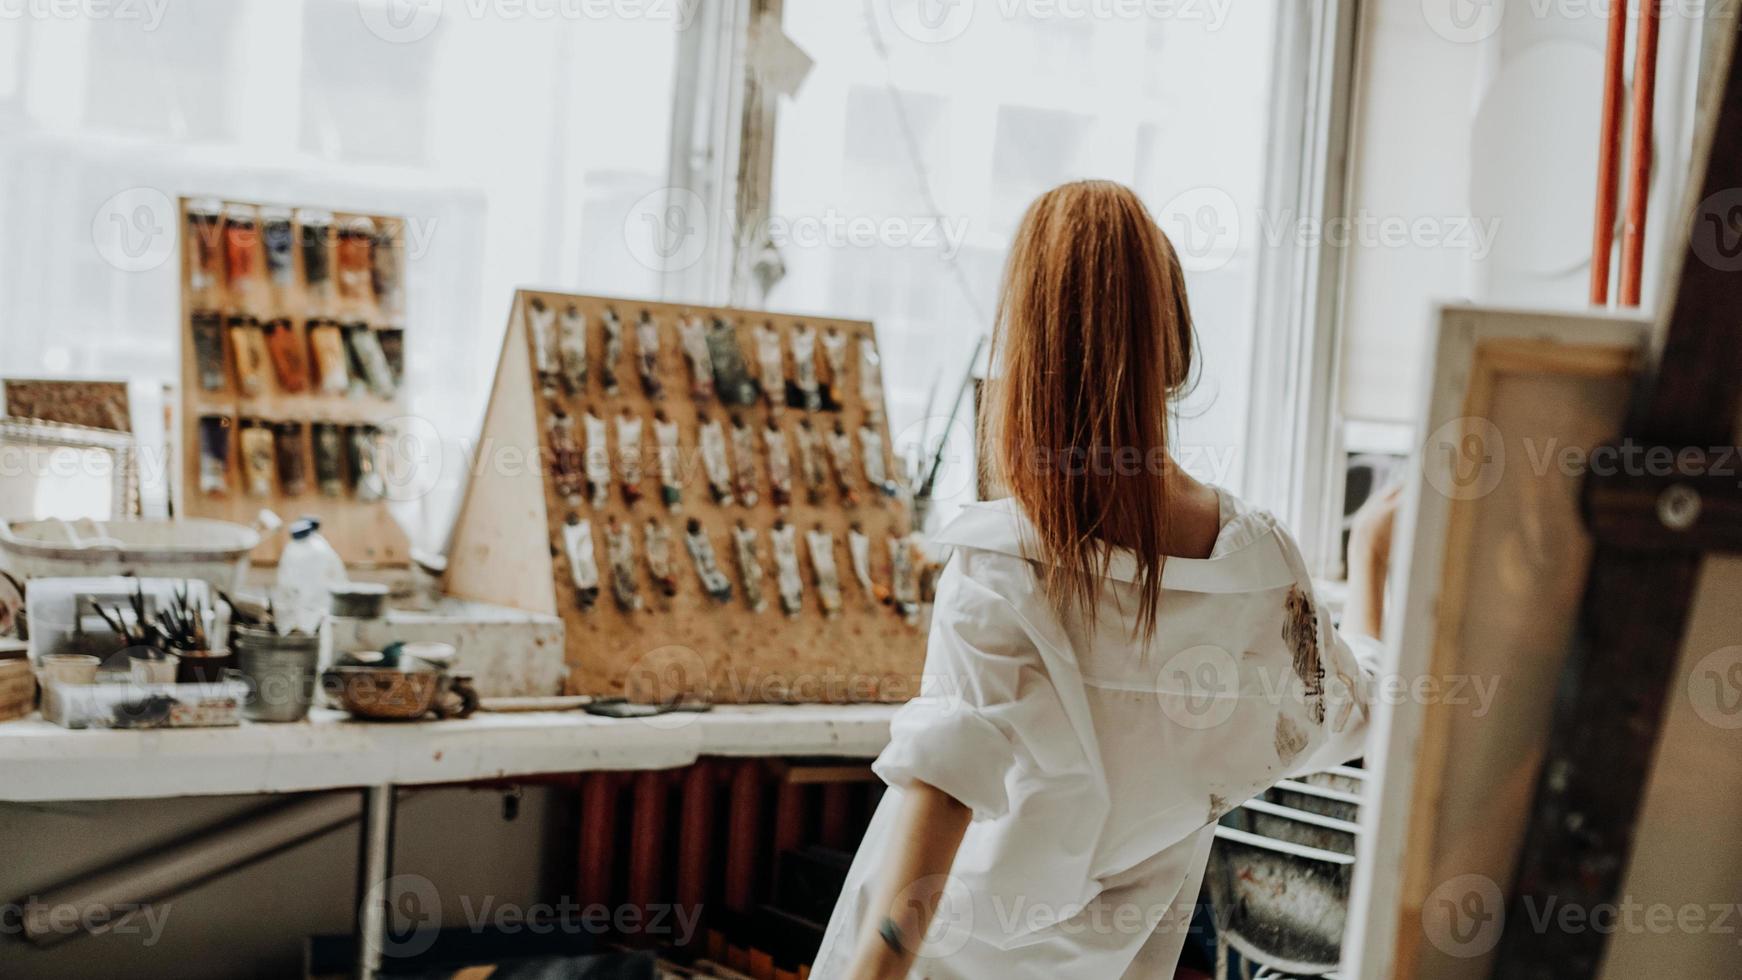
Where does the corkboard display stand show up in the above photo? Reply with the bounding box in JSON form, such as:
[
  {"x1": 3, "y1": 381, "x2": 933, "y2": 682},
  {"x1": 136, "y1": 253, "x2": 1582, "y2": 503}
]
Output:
[
  {"x1": 445, "y1": 290, "x2": 924, "y2": 703},
  {"x1": 176, "y1": 197, "x2": 412, "y2": 566}
]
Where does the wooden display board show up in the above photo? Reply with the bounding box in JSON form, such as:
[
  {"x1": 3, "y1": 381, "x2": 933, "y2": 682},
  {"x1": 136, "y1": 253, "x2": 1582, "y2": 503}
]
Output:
[
  {"x1": 176, "y1": 197, "x2": 412, "y2": 566},
  {"x1": 1346, "y1": 305, "x2": 1647, "y2": 978},
  {"x1": 446, "y1": 290, "x2": 925, "y2": 703}
]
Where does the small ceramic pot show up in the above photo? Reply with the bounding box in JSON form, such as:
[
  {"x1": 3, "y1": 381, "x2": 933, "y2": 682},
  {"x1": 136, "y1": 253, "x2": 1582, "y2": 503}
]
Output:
[
  {"x1": 322, "y1": 667, "x2": 478, "y2": 721},
  {"x1": 129, "y1": 651, "x2": 180, "y2": 685},
  {"x1": 175, "y1": 649, "x2": 237, "y2": 684},
  {"x1": 39, "y1": 654, "x2": 99, "y2": 686}
]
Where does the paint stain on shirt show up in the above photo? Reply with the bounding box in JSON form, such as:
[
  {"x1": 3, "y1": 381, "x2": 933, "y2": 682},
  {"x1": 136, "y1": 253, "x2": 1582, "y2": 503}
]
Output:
[
  {"x1": 1283, "y1": 585, "x2": 1326, "y2": 724},
  {"x1": 1274, "y1": 713, "x2": 1308, "y2": 767}
]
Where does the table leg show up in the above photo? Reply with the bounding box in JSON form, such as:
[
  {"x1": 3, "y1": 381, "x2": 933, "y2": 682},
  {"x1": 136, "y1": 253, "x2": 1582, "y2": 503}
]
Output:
[{"x1": 356, "y1": 783, "x2": 396, "y2": 980}]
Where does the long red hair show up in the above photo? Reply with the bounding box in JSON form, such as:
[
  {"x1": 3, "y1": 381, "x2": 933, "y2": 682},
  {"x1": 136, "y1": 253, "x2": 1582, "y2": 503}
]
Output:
[{"x1": 983, "y1": 180, "x2": 1196, "y2": 639}]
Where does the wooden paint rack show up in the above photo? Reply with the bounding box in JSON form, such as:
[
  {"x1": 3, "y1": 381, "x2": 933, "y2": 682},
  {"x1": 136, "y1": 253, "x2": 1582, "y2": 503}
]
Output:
[
  {"x1": 176, "y1": 197, "x2": 412, "y2": 566},
  {"x1": 446, "y1": 290, "x2": 925, "y2": 703}
]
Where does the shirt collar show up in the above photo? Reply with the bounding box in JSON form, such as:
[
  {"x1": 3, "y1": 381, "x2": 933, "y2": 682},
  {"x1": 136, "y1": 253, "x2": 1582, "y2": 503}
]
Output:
[{"x1": 930, "y1": 496, "x2": 1298, "y2": 594}]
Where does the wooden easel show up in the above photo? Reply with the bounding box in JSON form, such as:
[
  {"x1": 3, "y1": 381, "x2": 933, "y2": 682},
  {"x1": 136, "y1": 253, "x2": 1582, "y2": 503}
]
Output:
[{"x1": 1494, "y1": 12, "x2": 1742, "y2": 976}]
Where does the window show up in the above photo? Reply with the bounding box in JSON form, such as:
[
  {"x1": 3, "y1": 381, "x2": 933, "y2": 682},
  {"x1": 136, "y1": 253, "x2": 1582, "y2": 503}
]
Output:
[
  {"x1": 757, "y1": 0, "x2": 1313, "y2": 527},
  {"x1": 0, "y1": 0, "x2": 681, "y2": 542}
]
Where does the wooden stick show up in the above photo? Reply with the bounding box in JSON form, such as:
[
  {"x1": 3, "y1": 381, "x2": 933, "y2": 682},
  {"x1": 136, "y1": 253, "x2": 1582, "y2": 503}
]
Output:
[
  {"x1": 1620, "y1": 0, "x2": 1662, "y2": 307},
  {"x1": 1591, "y1": 0, "x2": 1629, "y2": 305}
]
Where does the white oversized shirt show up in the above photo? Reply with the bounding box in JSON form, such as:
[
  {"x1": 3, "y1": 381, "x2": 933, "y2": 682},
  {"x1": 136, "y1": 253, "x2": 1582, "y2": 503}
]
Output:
[{"x1": 814, "y1": 490, "x2": 1383, "y2": 978}]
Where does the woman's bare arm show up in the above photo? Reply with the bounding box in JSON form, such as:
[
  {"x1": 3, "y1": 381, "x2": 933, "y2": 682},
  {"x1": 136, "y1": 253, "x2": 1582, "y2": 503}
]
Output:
[
  {"x1": 845, "y1": 779, "x2": 973, "y2": 980},
  {"x1": 1344, "y1": 483, "x2": 1401, "y2": 640}
]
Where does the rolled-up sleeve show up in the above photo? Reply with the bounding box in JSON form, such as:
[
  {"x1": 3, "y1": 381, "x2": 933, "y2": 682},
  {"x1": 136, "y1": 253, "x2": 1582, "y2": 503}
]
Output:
[{"x1": 871, "y1": 553, "x2": 1055, "y2": 821}]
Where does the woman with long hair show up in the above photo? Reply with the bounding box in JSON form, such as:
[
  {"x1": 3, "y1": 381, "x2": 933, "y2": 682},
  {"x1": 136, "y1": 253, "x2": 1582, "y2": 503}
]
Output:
[{"x1": 814, "y1": 180, "x2": 1397, "y2": 978}]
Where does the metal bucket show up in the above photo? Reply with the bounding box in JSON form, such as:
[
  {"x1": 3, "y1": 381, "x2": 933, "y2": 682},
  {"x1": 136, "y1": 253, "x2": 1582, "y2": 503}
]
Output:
[{"x1": 234, "y1": 627, "x2": 320, "y2": 723}]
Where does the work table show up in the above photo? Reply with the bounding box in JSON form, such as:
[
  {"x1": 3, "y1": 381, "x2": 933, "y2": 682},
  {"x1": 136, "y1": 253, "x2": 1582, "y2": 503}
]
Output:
[{"x1": 0, "y1": 703, "x2": 900, "y2": 802}]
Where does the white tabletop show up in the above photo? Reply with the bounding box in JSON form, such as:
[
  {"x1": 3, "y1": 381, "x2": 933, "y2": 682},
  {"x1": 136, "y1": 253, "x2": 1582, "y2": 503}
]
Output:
[{"x1": 0, "y1": 704, "x2": 899, "y2": 802}]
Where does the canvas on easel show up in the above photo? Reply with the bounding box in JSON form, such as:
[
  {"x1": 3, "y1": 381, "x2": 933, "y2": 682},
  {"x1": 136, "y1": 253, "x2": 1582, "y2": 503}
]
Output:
[
  {"x1": 445, "y1": 289, "x2": 925, "y2": 703},
  {"x1": 1345, "y1": 304, "x2": 1647, "y2": 978}
]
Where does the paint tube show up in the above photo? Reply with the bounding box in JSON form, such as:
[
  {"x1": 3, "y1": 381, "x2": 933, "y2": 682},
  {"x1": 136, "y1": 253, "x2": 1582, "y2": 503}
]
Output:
[
  {"x1": 679, "y1": 313, "x2": 714, "y2": 402},
  {"x1": 345, "y1": 324, "x2": 397, "y2": 399},
  {"x1": 707, "y1": 316, "x2": 757, "y2": 405},
  {"x1": 860, "y1": 423, "x2": 896, "y2": 497},
  {"x1": 770, "y1": 521, "x2": 804, "y2": 617},
  {"x1": 308, "y1": 320, "x2": 350, "y2": 395},
  {"x1": 890, "y1": 533, "x2": 920, "y2": 625},
  {"x1": 859, "y1": 336, "x2": 884, "y2": 406},
  {"x1": 336, "y1": 218, "x2": 375, "y2": 305},
  {"x1": 340, "y1": 321, "x2": 373, "y2": 397},
  {"x1": 754, "y1": 321, "x2": 785, "y2": 409},
  {"x1": 605, "y1": 517, "x2": 642, "y2": 612},
  {"x1": 763, "y1": 420, "x2": 793, "y2": 508},
  {"x1": 732, "y1": 521, "x2": 768, "y2": 613},
  {"x1": 297, "y1": 210, "x2": 333, "y2": 302},
  {"x1": 730, "y1": 415, "x2": 760, "y2": 507},
  {"x1": 312, "y1": 422, "x2": 345, "y2": 497},
  {"x1": 654, "y1": 412, "x2": 683, "y2": 511},
  {"x1": 559, "y1": 303, "x2": 588, "y2": 394},
  {"x1": 825, "y1": 421, "x2": 860, "y2": 506},
  {"x1": 643, "y1": 519, "x2": 679, "y2": 597},
  {"x1": 349, "y1": 424, "x2": 385, "y2": 502},
  {"x1": 583, "y1": 410, "x2": 611, "y2": 509},
  {"x1": 227, "y1": 315, "x2": 270, "y2": 398},
  {"x1": 223, "y1": 206, "x2": 261, "y2": 303},
  {"x1": 848, "y1": 523, "x2": 883, "y2": 604},
  {"x1": 795, "y1": 418, "x2": 828, "y2": 505},
  {"x1": 274, "y1": 421, "x2": 308, "y2": 497},
  {"x1": 238, "y1": 420, "x2": 276, "y2": 498},
  {"x1": 791, "y1": 323, "x2": 820, "y2": 411},
  {"x1": 371, "y1": 224, "x2": 403, "y2": 323},
  {"x1": 264, "y1": 318, "x2": 310, "y2": 394},
  {"x1": 563, "y1": 514, "x2": 601, "y2": 611},
  {"x1": 636, "y1": 310, "x2": 663, "y2": 399},
  {"x1": 698, "y1": 416, "x2": 735, "y2": 506},
  {"x1": 806, "y1": 526, "x2": 844, "y2": 616},
  {"x1": 547, "y1": 411, "x2": 586, "y2": 502},
  {"x1": 187, "y1": 204, "x2": 225, "y2": 304},
  {"x1": 191, "y1": 311, "x2": 226, "y2": 392},
  {"x1": 684, "y1": 519, "x2": 733, "y2": 604},
  {"x1": 262, "y1": 208, "x2": 296, "y2": 290},
  {"x1": 377, "y1": 327, "x2": 405, "y2": 390},
  {"x1": 528, "y1": 298, "x2": 559, "y2": 392},
  {"x1": 820, "y1": 326, "x2": 849, "y2": 411},
  {"x1": 616, "y1": 411, "x2": 645, "y2": 506},
  {"x1": 197, "y1": 414, "x2": 232, "y2": 496},
  {"x1": 600, "y1": 308, "x2": 623, "y2": 397}
]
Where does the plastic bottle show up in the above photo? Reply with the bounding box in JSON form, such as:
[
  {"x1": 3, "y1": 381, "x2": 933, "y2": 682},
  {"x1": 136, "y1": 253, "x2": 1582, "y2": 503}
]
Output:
[{"x1": 275, "y1": 517, "x2": 348, "y2": 634}]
